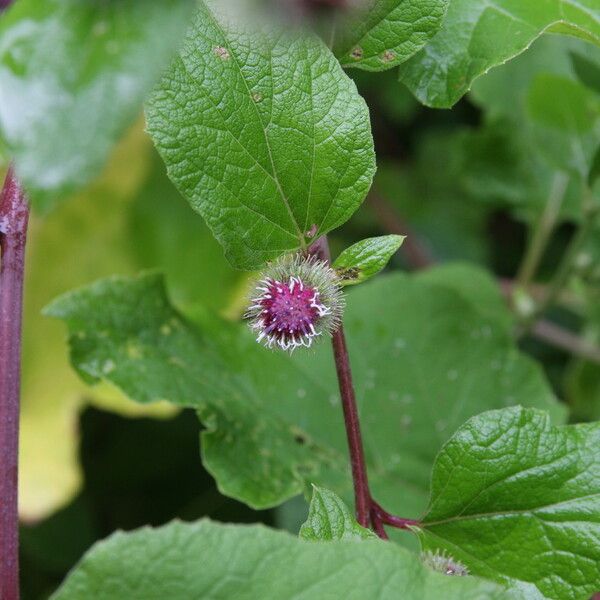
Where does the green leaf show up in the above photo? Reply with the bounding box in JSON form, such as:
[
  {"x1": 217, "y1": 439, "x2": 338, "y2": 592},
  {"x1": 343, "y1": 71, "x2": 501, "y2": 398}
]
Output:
[
  {"x1": 19, "y1": 127, "x2": 243, "y2": 520},
  {"x1": 527, "y1": 74, "x2": 600, "y2": 178},
  {"x1": 589, "y1": 146, "x2": 600, "y2": 188},
  {"x1": 127, "y1": 152, "x2": 247, "y2": 314},
  {"x1": 333, "y1": 234, "x2": 405, "y2": 286},
  {"x1": 564, "y1": 319, "x2": 600, "y2": 422},
  {"x1": 455, "y1": 120, "x2": 580, "y2": 223},
  {"x1": 299, "y1": 486, "x2": 377, "y2": 541},
  {"x1": 398, "y1": 0, "x2": 600, "y2": 108},
  {"x1": 0, "y1": 0, "x2": 194, "y2": 211},
  {"x1": 373, "y1": 150, "x2": 490, "y2": 264},
  {"x1": 146, "y1": 2, "x2": 375, "y2": 269},
  {"x1": 333, "y1": 0, "x2": 449, "y2": 71},
  {"x1": 570, "y1": 50, "x2": 600, "y2": 96},
  {"x1": 464, "y1": 36, "x2": 600, "y2": 223},
  {"x1": 416, "y1": 262, "x2": 511, "y2": 329},
  {"x1": 51, "y1": 520, "x2": 511, "y2": 599},
  {"x1": 46, "y1": 265, "x2": 563, "y2": 520},
  {"x1": 419, "y1": 406, "x2": 600, "y2": 600},
  {"x1": 565, "y1": 356, "x2": 600, "y2": 422},
  {"x1": 470, "y1": 36, "x2": 596, "y2": 121}
]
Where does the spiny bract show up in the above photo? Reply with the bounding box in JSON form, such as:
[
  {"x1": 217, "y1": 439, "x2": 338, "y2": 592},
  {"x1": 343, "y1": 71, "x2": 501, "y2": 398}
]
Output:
[
  {"x1": 245, "y1": 254, "x2": 344, "y2": 352},
  {"x1": 420, "y1": 550, "x2": 469, "y2": 576}
]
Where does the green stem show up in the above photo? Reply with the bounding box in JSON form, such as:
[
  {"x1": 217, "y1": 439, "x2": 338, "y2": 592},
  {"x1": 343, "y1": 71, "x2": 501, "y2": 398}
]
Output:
[
  {"x1": 516, "y1": 172, "x2": 569, "y2": 289},
  {"x1": 523, "y1": 191, "x2": 599, "y2": 331}
]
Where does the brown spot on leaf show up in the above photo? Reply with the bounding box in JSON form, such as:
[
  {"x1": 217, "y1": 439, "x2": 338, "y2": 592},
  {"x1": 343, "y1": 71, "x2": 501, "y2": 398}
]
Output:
[
  {"x1": 214, "y1": 46, "x2": 230, "y2": 60},
  {"x1": 350, "y1": 46, "x2": 363, "y2": 60},
  {"x1": 381, "y1": 49, "x2": 396, "y2": 63},
  {"x1": 337, "y1": 267, "x2": 360, "y2": 281}
]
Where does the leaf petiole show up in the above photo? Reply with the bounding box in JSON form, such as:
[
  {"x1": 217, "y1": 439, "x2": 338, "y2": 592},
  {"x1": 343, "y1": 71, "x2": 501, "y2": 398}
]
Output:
[{"x1": 308, "y1": 236, "x2": 421, "y2": 538}]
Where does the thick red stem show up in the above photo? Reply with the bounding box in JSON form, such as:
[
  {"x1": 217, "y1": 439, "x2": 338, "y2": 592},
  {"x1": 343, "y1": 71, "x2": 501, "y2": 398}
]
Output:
[
  {"x1": 307, "y1": 237, "x2": 372, "y2": 527},
  {"x1": 331, "y1": 327, "x2": 371, "y2": 527},
  {"x1": 308, "y1": 236, "x2": 420, "y2": 536},
  {"x1": 0, "y1": 167, "x2": 29, "y2": 600}
]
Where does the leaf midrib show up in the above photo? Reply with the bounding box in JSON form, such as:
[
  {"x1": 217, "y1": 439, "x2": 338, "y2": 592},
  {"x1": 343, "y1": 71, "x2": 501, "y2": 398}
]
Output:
[
  {"x1": 423, "y1": 491, "x2": 600, "y2": 528},
  {"x1": 205, "y1": 8, "x2": 307, "y2": 247}
]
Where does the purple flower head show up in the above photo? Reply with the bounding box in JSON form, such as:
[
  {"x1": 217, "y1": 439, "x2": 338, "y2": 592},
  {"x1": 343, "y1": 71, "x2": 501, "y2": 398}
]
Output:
[{"x1": 246, "y1": 254, "x2": 344, "y2": 351}]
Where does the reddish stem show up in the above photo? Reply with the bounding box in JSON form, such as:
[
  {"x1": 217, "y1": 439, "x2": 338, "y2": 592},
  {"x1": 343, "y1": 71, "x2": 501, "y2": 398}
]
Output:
[
  {"x1": 331, "y1": 327, "x2": 371, "y2": 527},
  {"x1": 369, "y1": 505, "x2": 389, "y2": 540},
  {"x1": 308, "y1": 236, "x2": 420, "y2": 537},
  {"x1": 0, "y1": 166, "x2": 29, "y2": 600},
  {"x1": 371, "y1": 500, "x2": 420, "y2": 529},
  {"x1": 308, "y1": 237, "x2": 371, "y2": 527}
]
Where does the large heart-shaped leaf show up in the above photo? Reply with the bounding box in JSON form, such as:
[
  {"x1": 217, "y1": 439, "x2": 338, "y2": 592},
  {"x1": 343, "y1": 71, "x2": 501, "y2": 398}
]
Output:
[
  {"x1": 146, "y1": 2, "x2": 375, "y2": 269},
  {"x1": 398, "y1": 0, "x2": 600, "y2": 108},
  {"x1": 50, "y1": 519, "x2": 510, "y2": 599},
  {"x1": 46, "y1": 265, "x2": 563, "y2": 518},
  {"x1": 419, "y1": 406, "x2": 600, "y2": 600},
  {"x1": 0, "y1": 0, "x2": 194, "y2": 210}
]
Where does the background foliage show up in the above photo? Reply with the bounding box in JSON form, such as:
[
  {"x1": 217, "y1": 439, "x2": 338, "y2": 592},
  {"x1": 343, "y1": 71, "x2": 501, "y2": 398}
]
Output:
[{"x1": 2, "y1": 0, "x2": 600, "y2": 598}]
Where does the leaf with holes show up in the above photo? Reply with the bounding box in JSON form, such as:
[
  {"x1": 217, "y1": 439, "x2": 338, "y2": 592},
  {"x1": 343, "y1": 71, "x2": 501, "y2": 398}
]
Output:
[
  {"x1": 418, "y1": 406, "x2": 600, "y2": 600},
  {"x1": 333, "y1": 0, "x2": 449, "y2": 71},
  {"x1": 398, "y1": 0, "x2": 600, "y2": 108},
  {"x1": 146, "y1": 2, "x2": 375, "y2": 269}
]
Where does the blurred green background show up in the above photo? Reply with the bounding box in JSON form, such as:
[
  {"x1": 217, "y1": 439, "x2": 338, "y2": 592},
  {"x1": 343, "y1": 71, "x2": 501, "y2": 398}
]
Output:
[{"x1": 12, "y1": 32, "x2": 600, "y2": 597}]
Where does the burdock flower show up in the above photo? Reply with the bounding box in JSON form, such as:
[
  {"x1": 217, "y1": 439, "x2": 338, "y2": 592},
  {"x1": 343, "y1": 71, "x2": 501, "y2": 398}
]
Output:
[{"x1": 246, "y1": 254, "x2": 344, "y2": 351}]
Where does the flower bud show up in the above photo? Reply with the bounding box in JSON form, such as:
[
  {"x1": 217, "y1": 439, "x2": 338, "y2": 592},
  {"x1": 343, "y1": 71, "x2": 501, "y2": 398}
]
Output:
[
  {"x1": 420, "y1": 550, "x2": 469, "y2": 576},
  {"x1": 245, "y1": 254, "x2": 344, "y2": 351}
]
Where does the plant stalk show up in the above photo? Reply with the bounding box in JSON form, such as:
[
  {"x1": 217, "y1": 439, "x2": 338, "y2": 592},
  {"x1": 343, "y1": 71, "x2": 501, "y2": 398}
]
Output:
[
  {"x1": 516, "y1": 171, "x2": 569, "y2": 289},
  {"x1": 308, "y1": 236, "x2": 371, "y2": 527},
  {"x1": 308, "y1": 236, "x2": 421, "y2": 536},
  {"x1": 330, "y1": 326, "x2": 371, "y2": 527},
  {"x1": 0, "y1": 166, "x2": 29, "y2": 600},
  {"x1": 522, "y1": 194, "x2": 600, "y2": 332}
]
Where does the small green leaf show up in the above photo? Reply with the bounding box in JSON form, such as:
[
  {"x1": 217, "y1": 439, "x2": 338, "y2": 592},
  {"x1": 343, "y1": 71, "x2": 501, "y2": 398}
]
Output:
[
  {"x1": 51, "y1": 520, "x2": 511, "y2": 599},
  {"x1": 334, "y1": 0, "x2": 449, "y2": 71},
  {"x1": 419, "y1": 406, "x2": 600, "y2": 600},
  {"x1": 398, "y1": 0, "x2": 600, "y2": 108},
  {"x1": 299, "y1": 486, "x2": 377, "y2": 541},
  {"x1": 0, "y1": 0, "x2": 194, "y2": 210},
  {"x1": 146, "y1": 2, "x2": 375, "y2": 269},
  {"x1": 333, "y1": 234, "x2": 405, "y2": 286}
]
